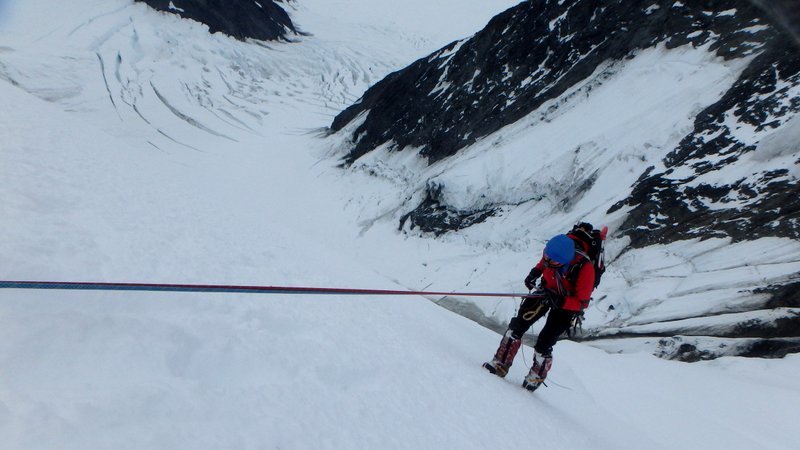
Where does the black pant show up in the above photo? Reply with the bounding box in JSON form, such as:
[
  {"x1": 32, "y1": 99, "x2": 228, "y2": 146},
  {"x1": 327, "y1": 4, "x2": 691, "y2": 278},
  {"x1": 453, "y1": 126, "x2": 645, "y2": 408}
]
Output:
[{"x1": 507, "y1": 292, "x2": 576, "y2": 356}]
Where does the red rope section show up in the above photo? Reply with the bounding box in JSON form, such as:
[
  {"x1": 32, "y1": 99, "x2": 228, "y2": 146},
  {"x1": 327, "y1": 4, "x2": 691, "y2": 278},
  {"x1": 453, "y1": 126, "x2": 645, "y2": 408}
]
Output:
[{"x1": 0, "y1": 280, "x2": 532, "y2": 298}]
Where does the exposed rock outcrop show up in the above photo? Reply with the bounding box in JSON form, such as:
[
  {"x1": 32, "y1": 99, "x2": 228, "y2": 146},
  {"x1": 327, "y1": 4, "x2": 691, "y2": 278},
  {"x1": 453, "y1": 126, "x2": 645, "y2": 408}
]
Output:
[{"x1": 136, "y1": 0, "x2": 296, "y2": 41}]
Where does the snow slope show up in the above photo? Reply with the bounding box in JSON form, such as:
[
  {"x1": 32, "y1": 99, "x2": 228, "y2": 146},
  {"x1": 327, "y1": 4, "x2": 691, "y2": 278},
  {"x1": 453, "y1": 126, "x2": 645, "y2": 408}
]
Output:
[
  {"x1": 1, "y1": 0, "x2": 799, "y2": 448},
  {"x1": 325, "y1": 3, "x2": 800, "y2": 358}
]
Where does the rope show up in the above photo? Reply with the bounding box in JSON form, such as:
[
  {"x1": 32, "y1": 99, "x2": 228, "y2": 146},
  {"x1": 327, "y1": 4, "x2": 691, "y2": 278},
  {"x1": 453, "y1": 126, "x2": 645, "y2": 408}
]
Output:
[{"x1": 0, "y1": 280, "x2": 534, "y2": 298}]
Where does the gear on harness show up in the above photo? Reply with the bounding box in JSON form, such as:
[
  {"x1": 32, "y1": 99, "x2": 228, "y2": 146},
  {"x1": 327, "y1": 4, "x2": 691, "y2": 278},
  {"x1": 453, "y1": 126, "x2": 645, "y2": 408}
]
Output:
[{"x1": 567, "y1": 310, "x2": 584, "y2": 338}]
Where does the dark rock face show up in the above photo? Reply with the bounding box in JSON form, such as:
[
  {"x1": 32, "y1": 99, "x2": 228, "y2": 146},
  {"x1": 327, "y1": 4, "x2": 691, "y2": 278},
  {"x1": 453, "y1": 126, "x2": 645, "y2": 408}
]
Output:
[
  {"x1": 136, "y1": 0, "x2": 296, "y2": 42},
  {"x1": 749, "y1": 0, "x2": 800, "y2": 46},
  {"x1": 763, "y1": 281, "x2": 800, "y2": 308},
  {"x1": 661, "y1": 336, "x2": 800, "y2": 361},
  {"x1": 399, "y1": 183, "x2": 497, "y2": 236},
  {"x1": 332, "y1": 0, "x2": 799, "y2": 243},
  {"x1": 332, "y1": 0, "x2": 799, "y2": 245},
  {"x1": 610, "y1": 41, "x2": 800, "y2": 247},
  {"x1": 332, "y1": 0, "x2": 772, "y2": 166}
]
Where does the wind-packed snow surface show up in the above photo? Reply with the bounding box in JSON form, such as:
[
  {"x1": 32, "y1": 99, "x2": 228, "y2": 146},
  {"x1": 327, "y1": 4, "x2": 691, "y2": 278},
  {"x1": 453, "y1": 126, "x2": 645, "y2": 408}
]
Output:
[{"x1": 1, "y1": 0, "x2": 799, "y2": 448}]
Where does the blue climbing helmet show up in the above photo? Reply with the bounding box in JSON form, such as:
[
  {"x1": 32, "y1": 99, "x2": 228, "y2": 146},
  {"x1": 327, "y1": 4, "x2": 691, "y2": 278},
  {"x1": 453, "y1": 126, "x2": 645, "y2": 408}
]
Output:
[{"x1": 544, "y1": 234, "x2": 575, "y2": 266}]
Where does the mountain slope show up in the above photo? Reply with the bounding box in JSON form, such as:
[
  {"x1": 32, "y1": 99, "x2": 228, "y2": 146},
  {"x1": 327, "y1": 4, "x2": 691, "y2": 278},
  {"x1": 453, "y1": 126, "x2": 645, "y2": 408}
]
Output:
[
  {"x1": 1, "y1": 78, "x2": 798, "y2": 446},
  {"x1": 328, "y1": 0, "x2": 800, "y2": 359},
  {"x1": 611, "y1": 42, "x2": 800, "y2": 246},
  {"x1": 1, "y1": 1, "x2": 799, "y2": 447},
  {"x1": 331, "y1": 0, "x2": 778, "y2": 165}
]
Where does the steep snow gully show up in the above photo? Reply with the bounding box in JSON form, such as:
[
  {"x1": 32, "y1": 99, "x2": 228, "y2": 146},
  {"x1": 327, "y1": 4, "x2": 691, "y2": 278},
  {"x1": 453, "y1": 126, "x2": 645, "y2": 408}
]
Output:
[{"x1": 1, "y1": 1, "x2": 799, "y2": 449}]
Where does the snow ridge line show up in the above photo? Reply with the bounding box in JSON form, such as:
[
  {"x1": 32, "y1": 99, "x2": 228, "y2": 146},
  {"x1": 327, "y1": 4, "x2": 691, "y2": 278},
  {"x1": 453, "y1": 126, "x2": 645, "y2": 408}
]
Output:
[{"x1": 0, "y1": 280, "x2": 532, "y2": 298}]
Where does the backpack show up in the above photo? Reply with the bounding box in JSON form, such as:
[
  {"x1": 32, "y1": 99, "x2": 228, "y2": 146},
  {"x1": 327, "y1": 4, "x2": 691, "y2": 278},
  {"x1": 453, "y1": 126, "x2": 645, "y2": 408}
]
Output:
[{"x1": 565, "y1": 223, "x2": 607, "y2": 288}]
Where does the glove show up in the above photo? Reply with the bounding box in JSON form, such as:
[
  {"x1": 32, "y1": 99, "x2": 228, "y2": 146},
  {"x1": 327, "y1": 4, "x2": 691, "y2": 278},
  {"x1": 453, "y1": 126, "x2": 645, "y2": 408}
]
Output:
[{"x1": 524, "y1": 267, "x2": 542, "y2": 290}]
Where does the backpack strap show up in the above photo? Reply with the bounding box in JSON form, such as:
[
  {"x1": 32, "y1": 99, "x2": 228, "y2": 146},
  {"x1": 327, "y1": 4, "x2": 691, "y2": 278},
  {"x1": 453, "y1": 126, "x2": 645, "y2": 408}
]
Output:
[
  {"x1": 567, "y1": 228, "x2": 595, "y2": 255},
  {"x1": 566, "y1": 249, "x2": 591, "y2": 285}
]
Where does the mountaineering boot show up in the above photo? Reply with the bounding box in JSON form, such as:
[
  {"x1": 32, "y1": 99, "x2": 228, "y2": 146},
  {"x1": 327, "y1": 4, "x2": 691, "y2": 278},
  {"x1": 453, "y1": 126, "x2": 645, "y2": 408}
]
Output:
[
  {"x1": 522, "y1": 351, "x2": 553, "y2": 391},
  {"x1": 483, "y1": 330, "x2": 521, "y2": 378}
]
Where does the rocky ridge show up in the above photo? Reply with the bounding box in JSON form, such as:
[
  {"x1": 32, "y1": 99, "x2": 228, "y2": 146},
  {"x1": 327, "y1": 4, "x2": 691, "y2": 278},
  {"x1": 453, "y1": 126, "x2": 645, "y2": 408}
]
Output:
[
  {"x1": 331, "y1": 0, "x2": 800, "y2": 359},
  {"x1": 135, "y1": 0, "x2": 296, "y2": 42}
]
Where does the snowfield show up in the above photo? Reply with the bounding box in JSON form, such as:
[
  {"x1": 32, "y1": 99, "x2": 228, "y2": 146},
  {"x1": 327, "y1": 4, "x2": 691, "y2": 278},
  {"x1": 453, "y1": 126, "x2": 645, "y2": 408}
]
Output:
[{"x1": 1, "y1": 0, "x2": 799, "y2": 448}]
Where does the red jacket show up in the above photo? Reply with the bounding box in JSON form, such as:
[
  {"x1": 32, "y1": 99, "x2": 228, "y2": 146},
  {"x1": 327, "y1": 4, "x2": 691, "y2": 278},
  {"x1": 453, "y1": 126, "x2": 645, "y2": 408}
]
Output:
[{"x1": 535, "y1": 237, "x2": 596, "y2": 311}]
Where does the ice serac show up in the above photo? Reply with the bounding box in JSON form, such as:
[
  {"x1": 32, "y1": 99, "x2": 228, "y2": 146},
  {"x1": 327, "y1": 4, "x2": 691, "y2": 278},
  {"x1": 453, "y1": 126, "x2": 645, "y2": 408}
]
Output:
[{"x1": 135, "y1": 0, "x2": 296, "y2": 42}]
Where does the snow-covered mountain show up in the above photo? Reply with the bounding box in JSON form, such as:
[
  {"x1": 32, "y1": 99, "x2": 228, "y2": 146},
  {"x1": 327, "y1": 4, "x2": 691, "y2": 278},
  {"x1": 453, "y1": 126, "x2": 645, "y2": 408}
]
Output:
[
  {"x1": 1, "y1": 0, "x2": 799, "y2": 448},
  {"x1": 329, "y1": 0, "x2": 800, "y2": 360}
]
